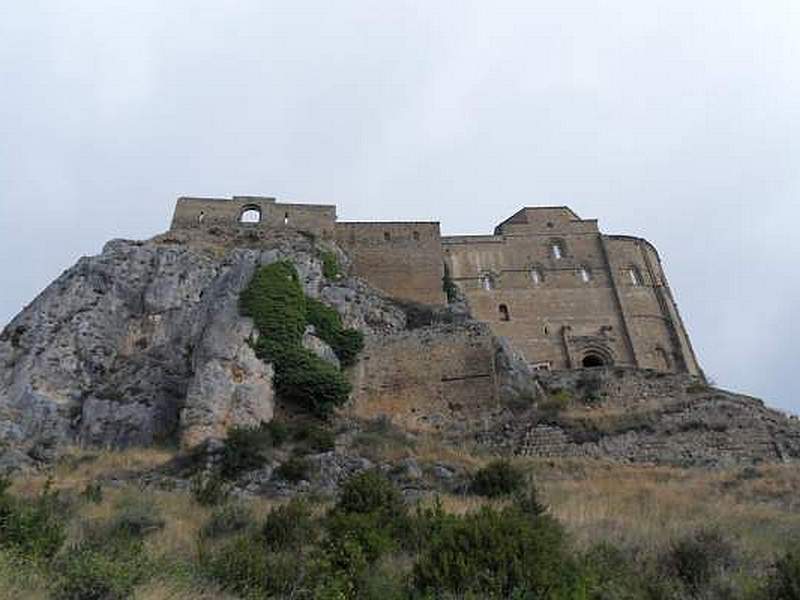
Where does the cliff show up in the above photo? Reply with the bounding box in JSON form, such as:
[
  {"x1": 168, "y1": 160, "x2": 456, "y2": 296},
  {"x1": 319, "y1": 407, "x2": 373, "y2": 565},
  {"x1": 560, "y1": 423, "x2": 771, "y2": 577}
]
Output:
[{"x1": 0, "y1": 227, "x2": 798, "y2": 474}]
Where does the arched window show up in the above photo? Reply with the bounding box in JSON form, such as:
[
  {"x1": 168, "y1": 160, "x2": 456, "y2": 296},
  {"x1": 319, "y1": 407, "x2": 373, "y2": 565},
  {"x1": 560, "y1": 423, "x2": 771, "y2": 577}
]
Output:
[
  {"x1": 480, "y1": 273, "x2": 495, "y2": 291},
  {"x1": 413, "y1": 231, "x2": 420, "y2": 241},
  {"x1": 530, "y1": 267, "x2": 543, "y2": 285},
  {"x1": 499, "y1": 304, "x2": 510, "y2": 321},
  {"x1": 628, "y1": 266, "x2": 644, "y2": 286},
  {"x1": 240, "y1": 207, "x2": 261, "y2": 224},
  {"x1": 384, "y1": 231, "x2": 391, "y2": 241},
  {"x1": 283, "y1": 212, "x2": 289, "y2": 226},
  {"x1": 551, "y1": 239, "x2": 566, "y2": 260},
  {"x1": 579, "y1": 266, "x2": 592, "y2": 283}
]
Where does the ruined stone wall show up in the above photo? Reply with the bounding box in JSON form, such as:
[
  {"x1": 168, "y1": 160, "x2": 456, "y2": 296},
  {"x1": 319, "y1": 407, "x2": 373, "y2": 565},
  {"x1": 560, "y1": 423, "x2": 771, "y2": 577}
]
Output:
[
  {"x1": 335, "y1": 222, "x2": 446, "y2": 305},
  {"x1": 349, "y1": 323, "x2": 499, "y2": 432},
  {"x1": 170, "y1": 196, "x2": 337, "y2": 237}
]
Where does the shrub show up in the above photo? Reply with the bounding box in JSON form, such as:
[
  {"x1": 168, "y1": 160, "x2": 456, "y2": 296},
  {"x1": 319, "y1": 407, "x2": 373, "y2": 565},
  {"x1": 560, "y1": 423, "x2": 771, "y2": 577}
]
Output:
[
  {"x1": 325, "y1": 511, "x2": 396, "y2": 564},
  {"x1": 469, "y1": 460, "x2": 526, "y2": 498},
  {"x1": 306, "y1": 297, "x2": 364, "y2": 367},
  {"x1": 262, "y1": 499, "x2": 316, "y2": 551},
  {"x1": 274, "y1": 456, "x2": 311, "y2": 483},
  {"x1": 766, "y1": 544, "x2": 800, "y2": 600},
  {"x1": 264, "y1": 420, "x2": 290, "y2": 447},
  {"x1": 240, "y1": 260, "x2": 307, "y2": 353},
  {"x1": 51, "y1": 546, "x2": 145, "y2": 600},
  {"x1": 201, "y1": 503, "x2": 253, "y2": 539},
  {"x1": 663, "y1": 528, "x2": 737, "y2": 594},
  {"x1": 81, "y1": 482, "x2": 103, "y2": 504},
  {"x1": 269, "y1": 345, "x2": 352, "y2": 416},
  {"x1": 413, "y1": 505, "x2": 573, "y2": 597},
  {"x1": 294, "y1": 423, "x2": 336, "y2": 454},
  {"x1": 191, "y1": 472, "x2": 231, "y2": 506},
  {"x1": 320, "y1": 250, "x2": 341, "y2": 279},
  {"x1": 199, "y1": 534, "x2": 300, "y2": 598},
  {"x1": 539, "y1": 389, "x2": 571, "y2": 414},
  {"x1": 442, "y1": 263, "x2": 459, "y2": 303},
  {"x1": 242, "y1": 262, "x2": 360, "y2": 417},
  {"x1": 0, "y1": 477, "x2": 66, "y2": 560},
  {"x1": 220, "y1": 425, "x2": 273, "y2": 479},
  {"x1": 336, "y1": 470, "x2": 406, "y2": 519}
]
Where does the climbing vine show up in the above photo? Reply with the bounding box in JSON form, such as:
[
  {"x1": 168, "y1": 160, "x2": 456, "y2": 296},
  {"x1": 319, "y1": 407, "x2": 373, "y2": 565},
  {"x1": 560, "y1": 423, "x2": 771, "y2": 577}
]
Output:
[{"x1": 240, "y1": 261, "x2": 361, "y2": 416}]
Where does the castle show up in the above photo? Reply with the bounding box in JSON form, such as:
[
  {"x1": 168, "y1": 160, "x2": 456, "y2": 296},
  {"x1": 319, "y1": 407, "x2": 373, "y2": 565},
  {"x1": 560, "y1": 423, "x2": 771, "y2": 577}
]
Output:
[{"x1": 171, "y1": 196, "x2": 703, "y2": 378}]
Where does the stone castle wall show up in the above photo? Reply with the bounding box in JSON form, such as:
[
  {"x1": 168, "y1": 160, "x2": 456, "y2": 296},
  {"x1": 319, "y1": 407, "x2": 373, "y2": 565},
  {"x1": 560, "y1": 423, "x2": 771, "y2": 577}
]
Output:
[
  {"x1": 334, "y1": 222, "x2": 445, "y2": 305},
  {"x1": 349, "y1": 323, "x2": 499, "y2": 433},
  {"x1": 168, "y1": 196, "x2": 702, "y2": 378}
]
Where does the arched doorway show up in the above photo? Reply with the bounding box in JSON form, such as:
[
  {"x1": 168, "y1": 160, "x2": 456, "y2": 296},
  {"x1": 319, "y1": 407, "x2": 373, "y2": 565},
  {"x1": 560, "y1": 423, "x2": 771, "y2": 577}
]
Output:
[{"x1": 581, "y1": 353, "x2": 607, "y2": 368}]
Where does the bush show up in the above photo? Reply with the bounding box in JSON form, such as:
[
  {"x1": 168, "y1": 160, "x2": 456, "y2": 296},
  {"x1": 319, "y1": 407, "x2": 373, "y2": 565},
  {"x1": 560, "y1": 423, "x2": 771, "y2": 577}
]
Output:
[
  {"x1": 220, "y1": 425, "x2": 273, "y2": 479},
  {"x1": 336, "y1": 470, "x2": 406, "y2": 519},
  {"x1": 306, "y1": 297, "x2": 364, "y2": 367},
  {"x1": 240, "y1": 260, "x2": 307, "y2": 352},
  {"x1": 199, "y1": 534, "x2": 300, "y2": 598},
  {"x1": 294, "y1": 423, "x2": 336, "y2": 454},
  {"x1": 0, "y1": 477, "x2": 66, "y2": 560},
  {"x1": 269, "y1": 345, "x2": 352, "y2": 416},
  {"x1": 469, "y1": 460, "x2": 526, "y2": 498},
  {"x1": 274, "y1": 456, "x2": 311, "y2": 483},
  {"x1": 767, "y1": 544, "x2": 800, "y2": 599},
  {"x1": 262, "y1": 499, "x2": 316, "y2": 551},
  {"x1": 320, "y1": 250, "x2": 341, "y2": 279},
  {"x1": 325, "y1": 511, "x2": 396, "y2": 564},
  {"x1": 413, "y1": 505, "x2": 574, "y2": 597},
  {"x1": 663, "y1": 528, "x2": 737, "y2": 594},
  {"x1": 264, "y1": 420, "x2": 290, "y2": 447},
  {"x1": 191, "y1": 472, "x2": 231, "y2": 506},
  {"x1": 51, "y1": 546, "x2": 145, "y2": 600},
  {"x1": 242, "y1": 262, "x2": 361, "y2": 417},
  {"x1": 201, "y1": 503, "x2": 253, "y2": 539}
]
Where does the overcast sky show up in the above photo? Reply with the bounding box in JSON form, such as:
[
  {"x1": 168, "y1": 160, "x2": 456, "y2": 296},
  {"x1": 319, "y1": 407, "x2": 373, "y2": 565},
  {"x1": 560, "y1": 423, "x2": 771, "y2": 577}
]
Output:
[{"x1": 1, "y1": 1, "x2": 798, "y2": 413}]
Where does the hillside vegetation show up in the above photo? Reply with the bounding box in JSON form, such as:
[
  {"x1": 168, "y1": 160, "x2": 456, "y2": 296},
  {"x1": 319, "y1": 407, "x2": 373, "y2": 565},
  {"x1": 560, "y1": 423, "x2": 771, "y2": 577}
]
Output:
[{"x1": 1, "y1": 441, "x2": 800, "y2": 599}]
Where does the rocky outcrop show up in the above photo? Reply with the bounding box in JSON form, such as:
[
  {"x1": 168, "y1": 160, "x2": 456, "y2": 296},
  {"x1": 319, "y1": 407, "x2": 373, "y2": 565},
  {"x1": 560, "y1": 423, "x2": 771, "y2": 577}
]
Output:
[{"x1": 0, "y1": 229, "x2": 405, "y2": 462}]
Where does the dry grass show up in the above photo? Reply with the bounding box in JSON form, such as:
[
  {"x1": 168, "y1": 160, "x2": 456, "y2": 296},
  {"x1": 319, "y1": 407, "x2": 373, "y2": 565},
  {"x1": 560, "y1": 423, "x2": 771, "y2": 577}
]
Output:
[{"x1": 516, "y1": 458, "x2": 800, "y2": 561}]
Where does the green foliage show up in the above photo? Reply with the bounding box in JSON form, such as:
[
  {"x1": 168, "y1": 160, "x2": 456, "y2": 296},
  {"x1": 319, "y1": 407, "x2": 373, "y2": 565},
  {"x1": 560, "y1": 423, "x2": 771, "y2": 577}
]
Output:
[
  {"x1": 539, "y1": 389, "x2": 572, "y2": 414},
  {"x1": 191, "y1": 472, "x2": 231, "y2": 506},
  {"x1": 240, "y1": 260, "x2": 307, "y2": 354},
  {"x1": 81, "y1": 482, "x2": 103, "y2": 504},
  {"x1": 220, "y1": 425, "x2": 274, "y2": 479},
  {"x1": 199, "y1": 534, "x2": 301, "y2": 599},
  {"x1": 306, "y1": 297, "x2": 364, "y2": 367},
  {"x1": 336, "y1": 470, "x2": 406, "y2": 518},
  {"x1": 320, "y1": 250, "x2": 341, "y2": 279},
  {"x1": 241, "y1": 261, "x2": 359, "y2": 417},
  {"x1": 200, "y1": 503, "x2": 253, "y2": 539},
  {"x1": 442, "y1": 262, "x2": 459, "y2": 303},
  {"x1": 0, "y1": 477, "x2": 66, "y2": 560},
  {"x1": 294, "y1": 422, "x2": 336, "y2": 453},
  {"x1": 767, "y1": 544, "x2": 800, "y2": 599},
  {"x1": 325, "y1": 511, "x2": 397, "y2": 564},
  {"x1": 51, "y1": 546, "x2": 144, "y2": 600},
  {"x1": 270, "y1": 345, "x2": 352, "y2": 416},
  {"x1": 469, "y1": 460, "x2": 526, "y2": 498},
  {"x1": 264, "y1": 420, "x2": 291, "y2": 447},
  {"x1": 262, "y1": 498, "x2": 316, "y2": 551},
  {"x1": 412, "y1": 504, "x2": 574, "y2": 598},
  {"x1": 274, "y1": 456, "x2": 311, "y2": 483},
  {"x1": 662, "y1": 528, "x2": 736, "y2": 594}
]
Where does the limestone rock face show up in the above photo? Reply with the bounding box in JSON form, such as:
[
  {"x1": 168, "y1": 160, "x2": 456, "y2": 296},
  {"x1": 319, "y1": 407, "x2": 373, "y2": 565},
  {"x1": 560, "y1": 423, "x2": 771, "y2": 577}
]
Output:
[{"x1": 0, "y1": 229, "x2": 405, "y2": 460}]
